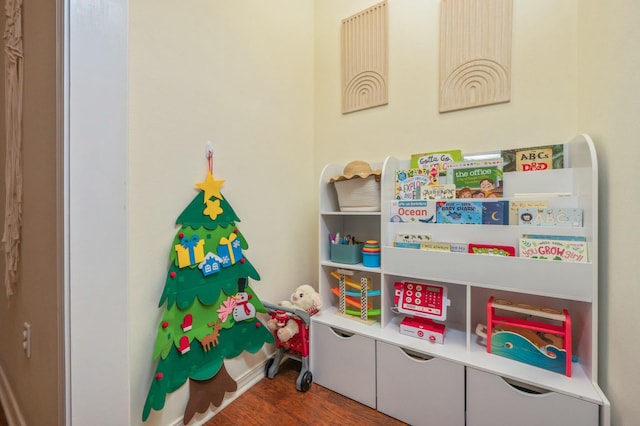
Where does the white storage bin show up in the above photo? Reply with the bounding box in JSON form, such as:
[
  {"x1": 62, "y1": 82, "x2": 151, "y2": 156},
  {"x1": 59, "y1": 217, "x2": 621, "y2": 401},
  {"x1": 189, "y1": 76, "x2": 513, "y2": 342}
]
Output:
[
  {"x1": 376, "y1": 341, "x2": 465, "y2": 426},
  {"x1": 466, "y1": 367, "x2": 598, "y2": 426},
  {"x1": 310, "y1": 322, "x2": 376, "y2": 408},
  {"x1": 333, "y1": 175, "x2": 381, "y2": 212}
]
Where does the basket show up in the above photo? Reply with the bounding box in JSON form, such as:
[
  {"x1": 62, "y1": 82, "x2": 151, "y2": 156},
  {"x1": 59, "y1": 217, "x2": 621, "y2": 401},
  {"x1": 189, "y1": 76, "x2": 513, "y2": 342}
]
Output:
[{"x1": 333, "y1": 176, "x2": 381, "y2": 212}]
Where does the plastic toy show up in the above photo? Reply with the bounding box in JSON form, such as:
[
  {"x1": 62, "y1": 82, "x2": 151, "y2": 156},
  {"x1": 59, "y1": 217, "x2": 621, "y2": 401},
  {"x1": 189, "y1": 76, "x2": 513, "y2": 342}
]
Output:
[
  {"x1": 393, "y1": 281, "x2": 451, "y2": 343},
  {"x1": 263, "y1": 298, "x2": 317, "y2": 392}
]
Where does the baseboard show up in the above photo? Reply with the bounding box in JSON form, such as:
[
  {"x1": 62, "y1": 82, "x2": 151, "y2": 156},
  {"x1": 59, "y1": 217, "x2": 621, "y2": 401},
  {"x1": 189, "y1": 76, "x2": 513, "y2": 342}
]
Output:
[
  {"x1": 175, "y1": 357, "x2": 271, "y2": 426},
  {"x1": 0, "y1": 362, "x2": 26, "y2": 425}
]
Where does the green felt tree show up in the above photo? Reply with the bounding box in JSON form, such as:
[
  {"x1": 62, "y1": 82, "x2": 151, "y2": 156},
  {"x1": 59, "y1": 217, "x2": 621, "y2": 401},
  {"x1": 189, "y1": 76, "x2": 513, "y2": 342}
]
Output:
[{"x1": 143, "y1": 171, "x2": 274, "y2": 423}]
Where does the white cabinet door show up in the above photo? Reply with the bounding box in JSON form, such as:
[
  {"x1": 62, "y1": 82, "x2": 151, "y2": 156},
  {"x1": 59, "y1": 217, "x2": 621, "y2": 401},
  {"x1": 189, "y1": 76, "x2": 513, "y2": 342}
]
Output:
[
  {"x1": 377, "y1": 341, "x2": 465, "y2": 426},
  {"x1": 466, "y1": 367, "x2": 598, "y2": 426},
  {"x1": 310, "y1": 322, "x2": 376, "y2": 408}
]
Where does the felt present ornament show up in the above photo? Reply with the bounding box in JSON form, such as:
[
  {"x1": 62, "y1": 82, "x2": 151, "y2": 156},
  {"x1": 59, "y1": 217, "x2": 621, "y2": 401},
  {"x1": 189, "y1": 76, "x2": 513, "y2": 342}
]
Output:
[
  {"x1": 175, "y1": 234, "x2": 206, "y2": 268},
  {"x1": 218, "y1": 233, "x2": 243, "y2": 268}
]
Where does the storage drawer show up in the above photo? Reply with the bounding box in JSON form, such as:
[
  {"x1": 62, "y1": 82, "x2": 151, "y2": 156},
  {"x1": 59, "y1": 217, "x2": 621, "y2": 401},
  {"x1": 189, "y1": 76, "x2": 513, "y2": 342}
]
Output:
[
  {"x1": 376, "y1": 341, "x2": 465, "y2": 426},
  {"x1": 310, "y1": 322, "x2": 376, "y2": 408},
  {"x1": 466, "y1": 367, "x2": 598, "y2": 426}
]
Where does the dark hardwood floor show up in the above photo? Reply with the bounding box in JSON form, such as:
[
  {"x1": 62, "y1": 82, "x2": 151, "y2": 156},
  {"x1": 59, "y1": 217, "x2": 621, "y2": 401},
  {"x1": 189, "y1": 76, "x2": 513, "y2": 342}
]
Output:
[{"x1": 205, "y1": 359, "x2": 408, "y2": 425}]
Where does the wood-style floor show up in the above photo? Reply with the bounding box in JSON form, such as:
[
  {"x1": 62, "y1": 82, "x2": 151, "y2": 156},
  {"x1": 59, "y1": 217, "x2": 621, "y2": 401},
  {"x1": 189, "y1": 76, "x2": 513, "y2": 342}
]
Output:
[{"x1": 205, "y1": 359, "x2": 408, "y2": 425}]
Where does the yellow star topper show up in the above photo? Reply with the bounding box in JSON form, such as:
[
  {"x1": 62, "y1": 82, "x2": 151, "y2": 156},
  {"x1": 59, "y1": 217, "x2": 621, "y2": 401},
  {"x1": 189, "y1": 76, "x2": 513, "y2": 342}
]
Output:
[
  {"x1": 204, "y1": 198, "x2": 223, "y2": 220},
  {"x1": 196, "y1": 172, "x2": 225, "y2": 202}
]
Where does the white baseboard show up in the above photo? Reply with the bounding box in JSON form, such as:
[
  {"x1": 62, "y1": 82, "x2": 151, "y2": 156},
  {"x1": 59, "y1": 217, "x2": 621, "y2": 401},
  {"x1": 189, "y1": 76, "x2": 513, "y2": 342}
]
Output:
[{"x1": 0, "y1": 362, "x2": 26, "y2": 425}]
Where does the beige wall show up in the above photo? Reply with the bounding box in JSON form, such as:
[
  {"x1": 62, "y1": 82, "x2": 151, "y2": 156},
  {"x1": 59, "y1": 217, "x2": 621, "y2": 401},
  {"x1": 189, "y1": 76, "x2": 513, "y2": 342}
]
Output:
[
  {"x1": 0, "y1": 0, "x2": 60, "y2": 425},
  {"x1": 578, "y1": 0, "x2": 640, "y2": 424},
  {"x1": 128, "y1": 1, "x2": 315, "y2": 423}
]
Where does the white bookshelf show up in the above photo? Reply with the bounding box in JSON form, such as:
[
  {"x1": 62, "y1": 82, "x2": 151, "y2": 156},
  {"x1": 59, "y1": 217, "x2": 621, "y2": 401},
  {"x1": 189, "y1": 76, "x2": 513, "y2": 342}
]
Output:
[{"x1": 311, "y1": 135, "x2": 609, "y2": 426}]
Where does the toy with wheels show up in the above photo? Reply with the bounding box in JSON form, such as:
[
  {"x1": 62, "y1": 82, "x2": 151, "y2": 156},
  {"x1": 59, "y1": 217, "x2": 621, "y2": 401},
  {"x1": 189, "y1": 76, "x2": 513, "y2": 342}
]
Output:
[{"x1": 263, "y1": 301, "x2": 315, "y2": 392}]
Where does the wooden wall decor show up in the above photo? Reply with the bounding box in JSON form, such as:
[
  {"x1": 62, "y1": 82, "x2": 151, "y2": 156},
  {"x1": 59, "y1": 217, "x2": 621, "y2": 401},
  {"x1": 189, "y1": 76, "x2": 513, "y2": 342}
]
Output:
[
  {"x1": 341, "y1": 1, "x2": 388, "y2": 114},
  {"x1": 439, "y1": 0, "x2": 513, "y2": 113}
]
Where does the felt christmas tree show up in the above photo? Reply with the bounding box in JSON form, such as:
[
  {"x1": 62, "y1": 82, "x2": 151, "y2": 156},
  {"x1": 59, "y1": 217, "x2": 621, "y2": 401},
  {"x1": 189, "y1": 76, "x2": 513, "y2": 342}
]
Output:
[{"x1": 142, "y1": 159, "x2": 274, "y2": 423}]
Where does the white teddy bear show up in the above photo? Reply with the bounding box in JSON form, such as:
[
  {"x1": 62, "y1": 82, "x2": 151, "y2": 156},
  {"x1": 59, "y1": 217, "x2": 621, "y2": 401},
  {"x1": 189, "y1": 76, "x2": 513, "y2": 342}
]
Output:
[{"x1": 268, "y1": 284, "x2": 322, "y2": 343}]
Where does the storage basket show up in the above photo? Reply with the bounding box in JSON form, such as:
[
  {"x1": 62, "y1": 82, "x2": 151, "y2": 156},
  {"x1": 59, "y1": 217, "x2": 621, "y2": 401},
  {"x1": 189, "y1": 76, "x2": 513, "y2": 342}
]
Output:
[
  {"x1": 330, "y1": 243, "x2": 364, "y2": 264},
  {"x1": 333, "y1": 176, "x2": 381, "y2": 212}
]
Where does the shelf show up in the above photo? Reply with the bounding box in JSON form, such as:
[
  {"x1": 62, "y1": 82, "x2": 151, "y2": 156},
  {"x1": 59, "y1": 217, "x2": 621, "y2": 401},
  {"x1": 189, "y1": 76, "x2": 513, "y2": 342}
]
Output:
[{"x1": 382, "y1": 247, "x2": 594, "y2": 302}]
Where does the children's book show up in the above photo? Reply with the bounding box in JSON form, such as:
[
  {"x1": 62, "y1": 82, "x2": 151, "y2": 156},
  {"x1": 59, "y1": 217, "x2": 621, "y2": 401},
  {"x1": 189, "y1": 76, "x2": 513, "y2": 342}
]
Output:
[
  {"x1": 418, "y1": 184, "x2": 457, "y2": 200},
  {"x1": 436, "y1": 201, "x2": 483, "y2": 224},
  {"x1": 395, "y1": 233, "x2": 433, "y2": 243},
  {"x1": 449, "y1": 159, "x2": 504, "y2": 198},
  {"x1": 409, "y1": 150, "x2": 463, "y2": 185},
  {"x1": 508, "y1": 199, "x2": 548, "y2": 225},
  {"x1": 389, "y1": 200, "x2": 437, "y2": 223},
  {"x1": 519, "y1": 238, "x2": 588, "y2": 262},
  {"x1": 501, "y1": 144, "x2": 566, "y2": 172},
  {"x1": 420, "y1": 241, "x2": 468, "y2": 253},
  {"x1": 521, "y1": 234, "x2": 586, "y2": 242},
  {"x1": 468, "y1": 243, "x2": 516, "y2": 256},
  {"x1": 395, "y1": 169, "x2": 432, "y2": 199},
  {"x1": 482, "y1": 201, "x2": 509, "y2": 225},
  {"x1": 518, "y1": 208, "x2": 583, "y2": 227}
]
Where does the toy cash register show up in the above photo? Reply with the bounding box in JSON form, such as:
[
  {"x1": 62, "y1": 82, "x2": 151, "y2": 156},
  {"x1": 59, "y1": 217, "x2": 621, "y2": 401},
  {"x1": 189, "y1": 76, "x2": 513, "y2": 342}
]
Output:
[{"x1": 393, "y1": 281, "x2": 450, "y2": 343}]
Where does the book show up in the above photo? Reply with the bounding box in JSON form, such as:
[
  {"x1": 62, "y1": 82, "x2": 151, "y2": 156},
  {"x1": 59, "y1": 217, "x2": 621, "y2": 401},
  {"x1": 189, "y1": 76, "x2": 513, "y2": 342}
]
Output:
[
  {"x1": 395, "y1": 169, "x2": 432, "y2": 199},
  {"x1": 436, "y1": 201, "x2": 483, "y2": 224},
  {"x1": 420, "y1": 241, "x2": 468, "y2": 253},
  {"x1": 501, "y1": 144, "x2": 566, "y2": 172},
  {"x1": 394, "y1": 242, "x2": 422, "y2": 249},
  {"x1": 518, "y1": 208, "x2": 583, "y2": 227},
  {"x1": 395, "y1": 233, "x2": 433, "y2": 243},
  {"x1": 522, "y1": 234, "x2": 586, "y2": 241},
  {"x1": 468, "y1": 243, "x2": 516, "y2": 256},
  {"x1": 508, "y1": 199, "x2": 548, "y2": 225},
  {"x1": 449, "y1": 159, "x2": 504, "y2": 198},
  {"x1": 389, "y1": 200, "x2": 437, "y2": 223},
  {"x1": 482, "y1": 201, "x2": 509, "y2": 225},
  {"x1": 418, "y1": 184, "x2": 457, "y2": 200},
  {"x1": 410, "y1": 150, "x2": 463, "y2": 185},
  {"x1": 519, "y1": 238, "x2": 588, "y2": 262}
]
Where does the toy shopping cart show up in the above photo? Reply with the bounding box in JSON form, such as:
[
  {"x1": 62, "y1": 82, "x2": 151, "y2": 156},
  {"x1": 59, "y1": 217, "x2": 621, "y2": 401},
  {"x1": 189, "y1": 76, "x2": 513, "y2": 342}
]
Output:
[{"x1": 263, "y1": 302, "x2": 316, "y2": 392}]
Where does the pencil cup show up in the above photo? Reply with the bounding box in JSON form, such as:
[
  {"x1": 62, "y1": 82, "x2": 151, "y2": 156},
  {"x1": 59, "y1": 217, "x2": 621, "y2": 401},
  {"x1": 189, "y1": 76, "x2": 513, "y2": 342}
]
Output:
[{"x1": 330, "y1": 243, "x2": 364, "y2": 264}]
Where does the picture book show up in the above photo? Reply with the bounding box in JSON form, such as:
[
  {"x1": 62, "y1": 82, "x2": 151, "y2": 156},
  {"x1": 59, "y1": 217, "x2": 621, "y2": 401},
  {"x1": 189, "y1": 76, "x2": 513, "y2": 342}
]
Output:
[
  {"x1": 395, "y1": 233, "x2": 433, "y2": 243},
  {"x1": 395, "y1": 169, "x2": 432, "y2": 199},
  {"x1": 518, "y1": 208, "x2": 583, "y2": 227},
  {"x1": 482, "y1": 201, "x2": 509, "y2": 225},
  {"x1": 519, "y1": 238, "x2": 588, "y2": 263},
  {"x1": 420, "y1": 241, "x2": 468, "y2": 253},
  {"x1": 501, "y1": 144, "x2": 565, "y2": 172},
  {"x1": 468, "y1": 243, "x2": 516, "y2": 256},
  {"x1": 409, "y1": 150, "x2": 462, "y2": 185},
  {"x1": 449, "y1": 159, "x2": 504, "y2": 198},
  {"x1": 394, "y1": 241, "x2": 421, "y2": 249},
  {"x1": 436, "y1": 201, "x2": 483, "y2": 224},
  {"x1": 521, "y1": 234, "x2": 586, "y2": 242},
  {"x1": 389, "y1": 200, "x2": 437, "y2": 223},
  {"x1": 410, "y1": 149, "x2": 463, "y2": 169},
  {"x1": 418, "y1": 184, "x2": 457, "y2": 200},
  {"x1": 508, "y1": 199, "x2": 548, "y2": 225}
]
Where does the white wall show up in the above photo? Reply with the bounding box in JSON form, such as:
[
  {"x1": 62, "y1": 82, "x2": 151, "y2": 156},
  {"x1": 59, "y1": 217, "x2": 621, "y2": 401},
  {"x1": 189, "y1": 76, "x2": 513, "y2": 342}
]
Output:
[
  {"x1": 314, "y1": 0, "x2": 579, "y2": 171},
  {"x1": 128, "y1": 1, "x2": 315, "y2": 424},
  {"x1": 578, "y1": 0, "x2": 640, "y2": 424}
]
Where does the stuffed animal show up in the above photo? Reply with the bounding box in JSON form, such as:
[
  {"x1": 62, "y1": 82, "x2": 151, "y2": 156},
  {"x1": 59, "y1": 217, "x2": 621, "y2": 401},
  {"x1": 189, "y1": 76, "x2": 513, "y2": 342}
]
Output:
[{"x1": 267, "y1": 284, "x2": 322, "y2": 343}]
